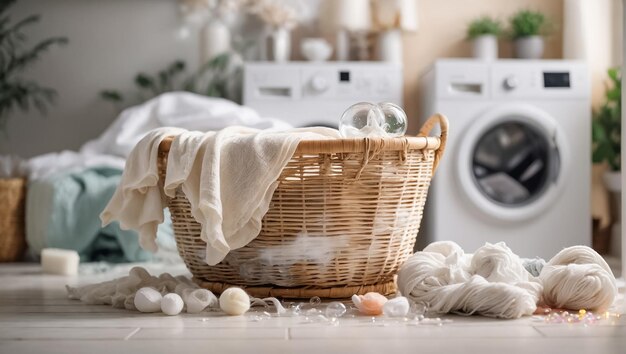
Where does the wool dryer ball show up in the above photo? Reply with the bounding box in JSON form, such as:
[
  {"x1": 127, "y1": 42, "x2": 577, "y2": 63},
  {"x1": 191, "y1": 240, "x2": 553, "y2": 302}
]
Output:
[
  {"x1": 219, "y1": 287, "x2": 251, "y2": 315},
  {"x1": 134, "y1": 287, "x2": 163, "y2": 313},
  {"x1": 161, "y1": 293, "x2": 184, "y2": 315}
]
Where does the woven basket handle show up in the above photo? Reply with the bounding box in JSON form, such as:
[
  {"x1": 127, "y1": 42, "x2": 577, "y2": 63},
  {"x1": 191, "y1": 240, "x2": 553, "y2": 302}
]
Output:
[{"x1": 417, "y1": 113, "x2": 449, "y2": 175}]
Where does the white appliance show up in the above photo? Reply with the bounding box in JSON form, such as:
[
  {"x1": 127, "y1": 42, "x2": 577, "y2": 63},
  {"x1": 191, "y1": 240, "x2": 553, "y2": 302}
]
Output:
[
  {"x1": 243, "y1": 62, "x2": 403, "y2": 127},
  {"x1": 420, "y1": 59, "x2": 591, "y2": 259}
]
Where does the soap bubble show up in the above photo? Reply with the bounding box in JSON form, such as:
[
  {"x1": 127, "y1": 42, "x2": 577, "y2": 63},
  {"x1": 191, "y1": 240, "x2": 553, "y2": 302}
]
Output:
[
  {"x1": 339, "y1": 102, "x2": 386, "y2": 138},
  {"x1": 378, "y1": 102, "x2": 407, "y2": 137},
  {"x1": 339, "y1": 102, "x2": 407, "y2": 138},
  {"x1": 309, "y1": 296, "x2": 322, "y2": 307},
  {"x1": 325, "y1": 301, "x2": 347, "y2": 319}
]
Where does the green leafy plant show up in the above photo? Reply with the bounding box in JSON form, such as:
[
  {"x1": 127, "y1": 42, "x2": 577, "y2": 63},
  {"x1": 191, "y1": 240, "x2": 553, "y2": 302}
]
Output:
[
  {"x1": 0, "y1": 0, "x2": 68, "y2": 131},
  {"x1": 101, "y1": 53, "x2": 237, "y2": 110},
  {"x1": 592, "y1": 67, "x2": 621, "y2": 171},
  {"x1": 509, "y1": 10, "x2": 551, "y2": 39},
  {"x1": 467, "y1": 16, "x2": 502, "y2": 39}
]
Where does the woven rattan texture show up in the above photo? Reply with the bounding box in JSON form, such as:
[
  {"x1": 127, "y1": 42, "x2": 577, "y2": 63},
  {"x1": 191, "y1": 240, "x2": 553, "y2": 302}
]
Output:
[
  {"x1": 0, "y1": 178, "x2": 26, "y2": 262},
  {"x1": 158, "y1": 114, "x2": 448, "y2": 298}
]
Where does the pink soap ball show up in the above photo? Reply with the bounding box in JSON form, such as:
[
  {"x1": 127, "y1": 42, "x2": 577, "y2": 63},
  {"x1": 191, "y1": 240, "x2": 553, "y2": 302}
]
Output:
[{"x1": 352, "y1": 292, "x2": 388, "y2": 315}]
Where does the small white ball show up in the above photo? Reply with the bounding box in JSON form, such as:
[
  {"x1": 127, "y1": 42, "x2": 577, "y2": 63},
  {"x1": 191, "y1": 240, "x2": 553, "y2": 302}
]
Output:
[
  {"x1": 383, "y1": 296, "x2": 410, "y2": 318},
  {"x1": 134, "y1": 287, "x2": 162, "y2": 313},
  {"x1": 219, "y1": 287, "x2": 250, "y2": 316},
  {"x1": 186, "y1": 289, "x2": 218, "y2": 314},
  {"x1": 161, "y1": 293, "x2": 184, "y2": 316}
]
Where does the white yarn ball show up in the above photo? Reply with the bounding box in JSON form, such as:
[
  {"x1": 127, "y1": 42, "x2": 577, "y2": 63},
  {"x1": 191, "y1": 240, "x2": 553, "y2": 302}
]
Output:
[
  {"x1": 161, "y1": 293, "x2": 184, "y2": 316},
  {"x1": 471, "y1": 242, "x2": 530, "y2": 283},
  {"x1": 540, "y1": 246, "x2": 617, "y2": 311},
  {"x1": 383, "y1": 296, "x2": 410, "y2": 317},
  {"x1": 423, "y1": 241, "x2": 466, "y2": 258},
  {"x1": 219, "y1": 288, "x2": 250, "y2": 316},
  {"x1": 185, "y1": 289, "x2": 218, "y2": 314},
  {"x1": 134, "y1": 287, "x2": 163, "y2": 313}
]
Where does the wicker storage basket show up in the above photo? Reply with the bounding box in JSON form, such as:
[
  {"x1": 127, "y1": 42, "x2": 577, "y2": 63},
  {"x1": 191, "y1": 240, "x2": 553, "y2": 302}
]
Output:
[
  {"x1": 0, "y1": 178, "x2": 27, "y2": 262},
  {"x1": 159, "y1": 114, "x2": 448, "y2": 298}
]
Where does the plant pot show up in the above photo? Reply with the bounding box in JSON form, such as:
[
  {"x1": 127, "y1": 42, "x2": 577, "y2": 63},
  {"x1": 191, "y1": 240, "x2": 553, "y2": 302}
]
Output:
[
  {"x1": 472, "y1": 35, "x2": 498, "y2": 61},
  {"x1": 270, "y1": 27, "x2": 291, "y2": 62},
  {"x1": 377, "y1": 29, "x2": 403, "y2": 63},
  {"x1": 603, "y1": 170, "x2": 622, "y2": 259},
  {"x1": 0, "y1": 178, "x2": 27, "y2": 262},
  {"x1": 201, "y1": 18, "x2": 231, "y2": 64},
  {"x1": 513, "y1": 35, "x2": 544, "y2": 59}
]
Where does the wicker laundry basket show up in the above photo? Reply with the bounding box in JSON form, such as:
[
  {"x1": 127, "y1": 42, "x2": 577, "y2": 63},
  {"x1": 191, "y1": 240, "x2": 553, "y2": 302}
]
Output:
[
  {"x1": 158, "y1": 114, "x2": 448, "y2": 298},
  {"x1": 0, "y1": 178, "x2": 27, "y2": 262}
]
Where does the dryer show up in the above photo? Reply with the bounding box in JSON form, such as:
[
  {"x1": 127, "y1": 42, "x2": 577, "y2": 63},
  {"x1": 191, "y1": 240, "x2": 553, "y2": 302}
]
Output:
[{"x1": 419, "y1": 59, "x2": 591, "y2": 259}]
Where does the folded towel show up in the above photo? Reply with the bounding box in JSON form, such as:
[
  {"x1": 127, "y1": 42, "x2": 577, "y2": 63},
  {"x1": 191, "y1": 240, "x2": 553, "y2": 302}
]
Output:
[
  {"x1": 101, "y1": 127, "x2": 185, "y2": 253},
  {"x1": 103, "y1": 126, "x2": 340, "y2": 265}
]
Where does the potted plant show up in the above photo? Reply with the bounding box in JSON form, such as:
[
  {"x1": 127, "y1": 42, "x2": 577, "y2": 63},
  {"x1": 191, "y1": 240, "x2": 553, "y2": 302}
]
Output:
[
  {"x1": 0, "y1": 0, "x2": 67, "y2": 261},
  {"x1": 509, "y1": 10, "x2": 550, "y2": 59},
  {"x1": 592, "y1": 67, "x2": 621, "y2": 257},
  {"x1": 467, "y1": 16, "x2": 502, "y2": 61}
]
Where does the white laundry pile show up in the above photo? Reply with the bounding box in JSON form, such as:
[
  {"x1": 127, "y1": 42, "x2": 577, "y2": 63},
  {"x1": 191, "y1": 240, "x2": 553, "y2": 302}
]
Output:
[
  {"x1": 102, "y1": 126, "x2": 340, "y2": 265},
  {"x1": 397, "y1": 241, "x2": 617, "y2": 319},
  {"x1": 29, "y1": 92, "x2": 292, "y2": 180},
  {"x1": 81, "y1": 91, "x2": 291, "y2": 159}
]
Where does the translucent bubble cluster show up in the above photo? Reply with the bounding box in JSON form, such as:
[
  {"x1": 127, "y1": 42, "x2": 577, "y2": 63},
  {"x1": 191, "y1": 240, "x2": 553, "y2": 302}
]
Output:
[
  {"x1": 339, "y1": 102, "x2": 407, "y2": 138},
  {"x1": 325, "y1": 301, "x2": 347, "y2": 319}
]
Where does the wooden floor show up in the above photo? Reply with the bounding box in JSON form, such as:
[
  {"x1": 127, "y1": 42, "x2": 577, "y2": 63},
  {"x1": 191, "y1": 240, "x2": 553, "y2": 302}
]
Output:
[{"x1": 0, "y1": 263, "x2": 625, "y2": 354}]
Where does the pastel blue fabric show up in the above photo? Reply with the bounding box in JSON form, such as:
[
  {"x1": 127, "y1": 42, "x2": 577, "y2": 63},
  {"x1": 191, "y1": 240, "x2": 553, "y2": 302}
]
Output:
[{"x1": 26, "y1": 167, "x2": 173, "y2": 262}]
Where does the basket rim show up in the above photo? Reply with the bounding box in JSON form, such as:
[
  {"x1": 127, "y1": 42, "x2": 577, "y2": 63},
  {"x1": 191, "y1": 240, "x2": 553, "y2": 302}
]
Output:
[{"x1": 159, "y1": 135, "x2": 441, "y2": 155}]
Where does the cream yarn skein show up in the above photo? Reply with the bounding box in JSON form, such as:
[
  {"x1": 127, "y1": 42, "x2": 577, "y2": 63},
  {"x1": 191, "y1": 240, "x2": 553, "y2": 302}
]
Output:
[
  {"x1": 397, "y1": 241, "x2": 541, "y2": 319},
  {"x1": 539, "y1": 246, "x2": 617, "y2": 312}
]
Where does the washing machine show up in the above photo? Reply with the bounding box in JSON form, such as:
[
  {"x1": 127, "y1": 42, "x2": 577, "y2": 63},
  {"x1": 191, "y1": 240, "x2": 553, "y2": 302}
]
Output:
[
  {"x1": 243, "y1": 62, "x2": 403, "y2": 127},
  {"x1": 419, "y1": 59, "x2": 591, "y2": 259}
]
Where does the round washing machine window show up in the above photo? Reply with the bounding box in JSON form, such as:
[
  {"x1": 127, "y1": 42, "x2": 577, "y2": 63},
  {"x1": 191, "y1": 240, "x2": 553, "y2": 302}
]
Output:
[{"x1": 456, "y1": 104, "x2": 570, "y2": 222}]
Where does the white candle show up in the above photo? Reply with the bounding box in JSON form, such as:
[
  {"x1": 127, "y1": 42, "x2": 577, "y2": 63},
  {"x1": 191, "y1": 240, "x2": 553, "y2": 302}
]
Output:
[{"x1": 41, "y1": 248, "x2": 79, "y2": 276}]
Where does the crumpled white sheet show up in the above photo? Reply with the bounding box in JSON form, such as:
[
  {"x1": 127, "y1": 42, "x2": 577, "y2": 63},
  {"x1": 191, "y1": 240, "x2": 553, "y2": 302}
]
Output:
[
  {"x1": 28, "y1": 92, "x2": 292, "y2": 181},
  {"x1": 82, "y1": 91, "x2": 292, "y2": 159}
]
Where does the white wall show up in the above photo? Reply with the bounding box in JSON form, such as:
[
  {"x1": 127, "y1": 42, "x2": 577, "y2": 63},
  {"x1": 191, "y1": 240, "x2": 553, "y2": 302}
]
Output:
[{"x1": 0, "y1": 0, "x2": 200, "y2": 157}]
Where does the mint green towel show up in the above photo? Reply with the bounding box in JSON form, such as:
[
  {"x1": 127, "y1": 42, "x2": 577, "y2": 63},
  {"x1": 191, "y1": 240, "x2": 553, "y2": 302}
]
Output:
[{"x1": 26, "y1": 167, "x2": 173, "y2": 262}]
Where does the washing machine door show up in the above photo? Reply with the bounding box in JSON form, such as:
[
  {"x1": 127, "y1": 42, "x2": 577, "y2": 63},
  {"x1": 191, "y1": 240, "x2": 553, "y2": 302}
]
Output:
[{"x1": 456, "y1": 104, "x2": 570, "y2": 222}]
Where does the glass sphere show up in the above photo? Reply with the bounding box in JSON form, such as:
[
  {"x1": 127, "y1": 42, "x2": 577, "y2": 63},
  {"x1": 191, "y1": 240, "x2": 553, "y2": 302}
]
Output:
[
  {"x1": 378, "y1": 102, "x2": 407, "y2": 137},
  {"x1": 309, "y1": 296, "x2": 322, "y2": 306},
  {"x1": 339, "y1": 102, "x2": 385, "y2": 138},
  {"x1": 325, "y1": 301, "x2": 347, "y2": 319}
]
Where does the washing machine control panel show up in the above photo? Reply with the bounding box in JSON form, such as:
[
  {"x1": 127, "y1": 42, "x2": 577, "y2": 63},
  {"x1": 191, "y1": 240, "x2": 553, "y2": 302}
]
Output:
[
  {"x1": 492, "y1": 62, "x2": 588, "y2": 99},
  {"x1": 432, "y1": 60, "x2": 588, "y2": 101},
  {"x1": 243, "y1": 62, "x2": 403, "y2": 127}
]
